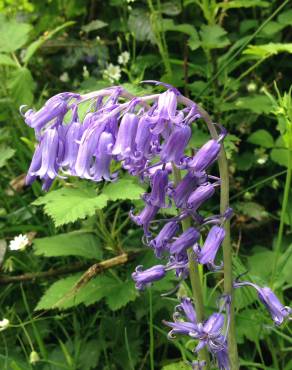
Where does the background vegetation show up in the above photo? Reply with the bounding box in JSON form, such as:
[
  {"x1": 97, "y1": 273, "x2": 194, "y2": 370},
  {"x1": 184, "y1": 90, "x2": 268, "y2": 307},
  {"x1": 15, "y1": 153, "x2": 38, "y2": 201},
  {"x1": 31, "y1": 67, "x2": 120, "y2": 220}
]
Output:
[{"x1": 0, "y1": 0, "x2": 291, "y2": 369}]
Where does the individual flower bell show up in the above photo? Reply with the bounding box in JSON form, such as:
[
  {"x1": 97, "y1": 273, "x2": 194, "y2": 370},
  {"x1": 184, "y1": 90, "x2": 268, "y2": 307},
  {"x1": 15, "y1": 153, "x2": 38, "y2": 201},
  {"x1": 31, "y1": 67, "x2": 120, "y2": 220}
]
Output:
[
  {"x1": 160, "y1": 125, "x2": 191, "y2": 165},
  {"x1": 169, "y1": 227, "x2": 200, "y2": 256},
  {"x1": 61, "y1": 121, "x2": 82, "y2": 171},
  {"x1": 149, "y1": 221, "x2": 178, "y2": 258},
  {"x1": 195, "y1": 226, "x2": 225, "y2": 270},
  {"x1": 173, "y1": 171, "x2": 207, "y2": 208},
  {"x1": 21, "y1": 93, "x2": 79, "y2": 130},
  {"x1": 29, "y1": 128, "x2": 60, "y2": 185},
  {"x1": 143, "y1": 168, "x2": 169, "y2": 208},
  {"x1": 134, "y1": 115, "x2": 153, "y2": 159},
  {"x1": 234, "y1": 282, "x2": 291, "y2": 326},
  {"x1": 187, "y1": 183, "x2": 215, "y2": 211},
  {"x1": 132, "y1": 265, "x2": 166, "y2": 290},
  {"x1": 130, "y1": 204, "x2": 159, "y2": 237},
  {"x1": 112, "y1": 112, "x2": 138, "y2": 158},
  {"x1": 91, "y1": 131, "x2": 115, "y2": 181},
  {"x1": 187, "y1": 139, "x2": 221, "y2": 173}
]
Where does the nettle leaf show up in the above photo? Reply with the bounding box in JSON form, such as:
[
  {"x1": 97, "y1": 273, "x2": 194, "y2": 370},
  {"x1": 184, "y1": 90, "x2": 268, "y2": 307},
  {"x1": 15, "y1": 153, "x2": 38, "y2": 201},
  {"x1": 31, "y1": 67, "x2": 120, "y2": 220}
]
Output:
[
  {"x1": 247, "y1": 129, "x2": 274, "y2": 148},
  {"x1": 35, "y1": 274, "x2": 137, "y2": 311},
  {"x1": 33, "y1": 186, "x2": 108, "y2": 227},
  {"x1": 8, "y1": 67, "x2": 35, "y2": 106},
  {"x1": 0, "y1": 54, "x2": 17, "y2": 67},
  {"x1": 35, "y1": 273, "x2": 82, "y2": 310},
  {"x1": 0, "y1": 146, "x2": 15, "y2": 168},
  {"x1": 33, "y1": 232, "x2": 103, "y2": 260},
  {"x1": 102, "y1": 178, "x2": 144, "y2": 201},
  {"x1": 104, "y1": 278, "x2": 138, "y2": 311},
  {"x1": 234, "y1": 95, "x2": 271, "y2": 114},
  {"x1": 0, "y1": 18, "x2": 32, "y2": 52},
  {"x1": 200, "y1": 24, "x2": 230, "y2": 49}
]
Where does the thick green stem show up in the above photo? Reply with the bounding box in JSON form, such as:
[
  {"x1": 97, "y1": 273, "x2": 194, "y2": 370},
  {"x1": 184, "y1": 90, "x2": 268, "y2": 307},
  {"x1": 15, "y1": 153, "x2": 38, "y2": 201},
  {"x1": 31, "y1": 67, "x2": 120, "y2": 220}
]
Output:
[
  {"x1": 172, "y1": 165, "x2": 210, "y2": 368},
  {"x1": 198, "y1": 107, "x2": 239, "y2": 370},
  {"x1": 271, "y1": 148, "x2": 292, "y2": 285}
]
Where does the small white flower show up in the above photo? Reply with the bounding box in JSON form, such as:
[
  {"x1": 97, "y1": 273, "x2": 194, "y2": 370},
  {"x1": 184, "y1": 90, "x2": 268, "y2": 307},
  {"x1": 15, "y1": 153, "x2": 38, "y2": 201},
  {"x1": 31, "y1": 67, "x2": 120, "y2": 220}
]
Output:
[
  {"x1": 59, "y1": 72, "x2": 69, "y2": 82},
  {"x1": 118, "y1": 51, "x2": 130, "y2": 66},
  {"x1": 9, "y1": 234, "x2": 29, "y2": 251},
  {"x1": 103, "y1": 64, "x2": 121, "y2": 83},
  {"x1": 247, "y1": 82, "x2": 257, "y2": 93},
  {"x1": 82, "y1": 66, "x2": 90, "y2": 79},
  {"x1": 0, "y1": 318, "x2": 9, "y2": 331},
  {"x1": 29, "y1": 350, "x2": 40, "y2": 364}
]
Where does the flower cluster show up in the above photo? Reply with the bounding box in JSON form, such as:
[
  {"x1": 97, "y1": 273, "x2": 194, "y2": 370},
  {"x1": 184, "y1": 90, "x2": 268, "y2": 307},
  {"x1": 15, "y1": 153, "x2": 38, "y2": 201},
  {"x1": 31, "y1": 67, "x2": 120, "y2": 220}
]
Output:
[{"x1": 22, "y1": 82, "x2": 291, "y2": 369}]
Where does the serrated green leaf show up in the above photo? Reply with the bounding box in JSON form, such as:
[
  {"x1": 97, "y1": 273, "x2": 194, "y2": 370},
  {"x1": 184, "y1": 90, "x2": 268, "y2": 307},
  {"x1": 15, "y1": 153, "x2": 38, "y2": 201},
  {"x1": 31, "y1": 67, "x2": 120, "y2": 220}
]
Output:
[
  {"x1": 35, "y1": 274, "x2": 82, "y2": 310},
  {"x1": 104, "y1": 279, "x2": 137, "y2": 310},
  {"x1": 33, "y1": 232, "x2": 103, "y2": 260},
  {"x1": 0, "y1": 54, "x2": 17, "y2": 67},
  {"x1": 244, "y1": 43, "x2": 292, "y2": 59},
  {"x1": 247, "y1": 129, "x2": 274, "y2": 148},
  {"x1": 8, "y1": 67, "x2": 35, "y2": 106},
  {"x1": 0, "y1": 145, "x2": 15, "y2": 168},
  {"x1": 33, "y1": 186, "x2": 108, "y2": 226},
  {"x1": 200, "y1": 24, "x2": 230, "y2": 49},
  {"x1": 102, "y1": 179, "x2": 144, "y2": 201},
  {"x1": 0, "y1": 19, "x2": 32, "y2": 52}
]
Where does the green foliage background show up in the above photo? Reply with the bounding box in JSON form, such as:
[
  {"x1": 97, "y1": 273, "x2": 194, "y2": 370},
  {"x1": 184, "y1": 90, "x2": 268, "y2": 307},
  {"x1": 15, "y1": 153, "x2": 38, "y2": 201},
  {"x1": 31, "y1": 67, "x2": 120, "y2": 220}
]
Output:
[{"x1": 0, "y1": 0, "x2": 291, "y2": 369}]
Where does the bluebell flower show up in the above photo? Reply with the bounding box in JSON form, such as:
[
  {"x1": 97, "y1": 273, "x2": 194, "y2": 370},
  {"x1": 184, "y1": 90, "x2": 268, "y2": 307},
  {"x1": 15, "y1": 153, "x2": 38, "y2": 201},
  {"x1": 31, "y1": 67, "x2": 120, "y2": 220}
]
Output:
[
  {"x1": 143, "y1": 169, "x2": 169, "y2": 208},
  {"x1": 112, "y1": 112, "x2": 138, "y2": 158},
  {"x1": 195, "y1": 226, "x2": 225, "y2": 270},
  {"x1": 234, "y1": 282, "x2": 291, "y2": 325},
  {"x1": 160, "y1": 125, "x2": 191, "y2": 165},
  {"x1": 130, "y1": 204, "x2": 159, "y2": 237},
  {"x1": 186, "y1": 183, "x2": 215, "y2": 211},
  {"x1": 169, "y1": 227, "x2": 200, "y2": 255},
  {"x1": 132, "y1": 265, "x2": 166, "y2": 290},
  {"x1": 187, "y1": 139, "x2": 221, "y2": 172},
  {"x1": 149, "y1": 221, "x2": 178, "y2": 257},
  {"x1": 173, "y1": 171, "x2": 207, "y2": 208}
]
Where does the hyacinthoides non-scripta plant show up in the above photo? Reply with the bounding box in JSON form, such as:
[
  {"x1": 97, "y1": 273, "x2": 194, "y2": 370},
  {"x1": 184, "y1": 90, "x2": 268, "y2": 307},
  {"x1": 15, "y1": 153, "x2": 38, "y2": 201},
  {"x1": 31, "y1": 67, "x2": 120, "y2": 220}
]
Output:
[{"x1": 21, "y1": 81, "x2": 291, "y2": 370}]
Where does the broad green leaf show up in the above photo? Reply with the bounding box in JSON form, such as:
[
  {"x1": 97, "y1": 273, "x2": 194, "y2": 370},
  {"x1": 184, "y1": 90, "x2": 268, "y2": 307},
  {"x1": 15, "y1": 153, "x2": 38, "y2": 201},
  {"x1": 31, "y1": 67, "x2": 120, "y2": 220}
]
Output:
[
  {"x1": 235, "y1": 151, "x2": 255, "y2": 171},
  {"x1": 8, "y1": 67, "x2": 35, "y2": 106},
  {"x1": 82, "y1": 20, "x2": 108, "y2": 33},
  {"x1": 102, "y1": 179, "x2": 144, "y2": 201},
  {"x1": 160, "y1": 1, "x2": 182, "y2": 16},
  {"x1": 234, "y1": 95, "x2": 271, "y2": 114},
  {"x1": 33, "y1": 186, "x2": 108, "y2": 226},
  {"x1": 200, "y1": 24, "x2": 230, "y2": 49},
  {"x1": 128, "y1": 9, "x2": 155, "y2": 43},
  {"x1": 248, "y1": 248, "x2": 274, "y2": 280},
  {"x1": 0, "y1": 54, "x2": 17, "y2": 67},
  {"x1": 217, "y1": 0, "x2": 269, "y2": 9},
  {"x1": 0, "y1": 19, "x2": 32, "y2": 52},
  {"x1": 24, "y1": 21, "x2": 75, "y2": 65},
  {"x1": 35, "y1": 273, "x2": 82, "y2": 310},
  {"x1": 161, "y1": 19, "x2": 200, "y2": 50},
  {"x1": 260, "y1": 21, "x2": 285, "y2": 36},
  {"x1": 278, "y1": 9, "x2": 292, "y2": 26},
  {"x1": 103, "y1": 278, "x2": 138, "y2": 311},
  {"x1": 0, "y1": 146, "x2": 15, "y2": 168},
  {"x1": 247, "y1": 129, "x2": 274, "y2": 148},
  {"x1": 270, "y1": 148, "x2": 288, "y2": 167},
  {"x1": 244, "y1": 43, "x2": 292, "y2": 59},
  {"x1": 33, "y1": 232, "x2": 103, "y2": 260},
  {"x1": 78, "y1": 340, "x2": 101, "y2": 370}
]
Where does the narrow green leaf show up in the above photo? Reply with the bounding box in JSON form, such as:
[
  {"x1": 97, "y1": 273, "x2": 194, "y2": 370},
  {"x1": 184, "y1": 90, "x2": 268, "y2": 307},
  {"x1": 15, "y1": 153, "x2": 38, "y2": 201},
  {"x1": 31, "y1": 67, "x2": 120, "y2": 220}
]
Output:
[
  {"x1": 33, "y1": 232, "x2": 103, "y2": 260},
  {"x1": 81, "y1": 20, "x2": 108, "y2": 33}
]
